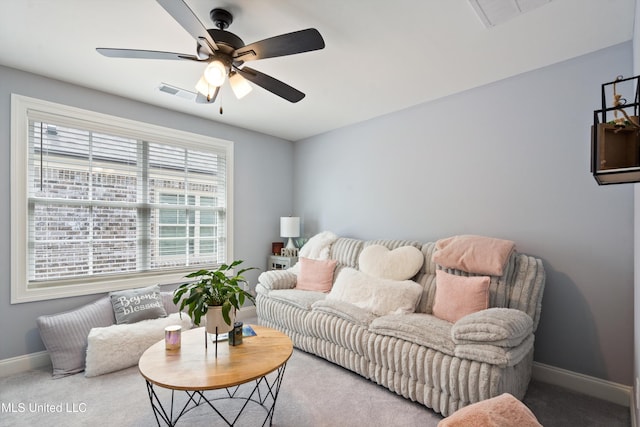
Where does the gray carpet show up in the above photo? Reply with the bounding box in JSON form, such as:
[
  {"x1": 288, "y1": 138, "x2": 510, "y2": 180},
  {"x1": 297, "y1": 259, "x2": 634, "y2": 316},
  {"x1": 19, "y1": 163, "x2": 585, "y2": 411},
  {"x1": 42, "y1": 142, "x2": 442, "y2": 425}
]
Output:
[{"x1": 0, "y1": 347, "x2": 630, "y2": 427}]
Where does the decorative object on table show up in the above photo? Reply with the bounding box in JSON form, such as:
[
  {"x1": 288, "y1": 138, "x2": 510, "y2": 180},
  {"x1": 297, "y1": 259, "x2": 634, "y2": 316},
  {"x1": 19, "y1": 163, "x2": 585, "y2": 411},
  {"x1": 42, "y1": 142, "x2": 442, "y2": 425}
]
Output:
[
  {"x1": 229, "y1": 321, "x2": 243, "y2": 346},
  {"x1": 591, "y1": 74, "x2": 640, "y2": 184},
  {"x1": 210, "y1": 323, "x2": 258, "y2": 342},
  {"x1": 280, "y1": 216, "x2": 300, "y2": 256},
  {"x1": 294, "y1": 237, "x2": 308, "y2": 248},
  {"x1": 271, "y1": 242, "x2": 284, "y2": 256},
  {"x1": 172, "y1": 260, "x2": 256, "y2": 356},
  {"x1": 164, "y1": 325, "x2": 181, "y2": 351},
  {"x1": 281, "y1": 247, "x2": 298, "y2": 257}
]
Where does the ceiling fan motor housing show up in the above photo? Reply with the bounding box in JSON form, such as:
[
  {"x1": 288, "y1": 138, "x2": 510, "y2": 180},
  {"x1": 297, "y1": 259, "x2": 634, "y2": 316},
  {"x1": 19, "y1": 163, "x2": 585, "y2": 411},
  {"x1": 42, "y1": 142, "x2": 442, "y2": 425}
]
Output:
[{"x1": 207, "y1": 29, "x2": 244, "y2": 52}]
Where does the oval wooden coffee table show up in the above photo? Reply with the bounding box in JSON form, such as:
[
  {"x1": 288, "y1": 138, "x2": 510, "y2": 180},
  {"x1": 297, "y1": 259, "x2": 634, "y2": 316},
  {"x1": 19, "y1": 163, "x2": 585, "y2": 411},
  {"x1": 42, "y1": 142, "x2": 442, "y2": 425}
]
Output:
[{"x1": 139, "y1": 324, "x2": 293, "y2": 426}]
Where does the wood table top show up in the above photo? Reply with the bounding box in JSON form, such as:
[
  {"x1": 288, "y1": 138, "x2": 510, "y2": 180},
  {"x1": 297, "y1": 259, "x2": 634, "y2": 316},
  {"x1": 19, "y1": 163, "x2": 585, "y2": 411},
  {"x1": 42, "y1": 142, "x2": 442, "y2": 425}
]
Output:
[{"x1": 138, "y1": 325, "x2": 293, "y2": 391}]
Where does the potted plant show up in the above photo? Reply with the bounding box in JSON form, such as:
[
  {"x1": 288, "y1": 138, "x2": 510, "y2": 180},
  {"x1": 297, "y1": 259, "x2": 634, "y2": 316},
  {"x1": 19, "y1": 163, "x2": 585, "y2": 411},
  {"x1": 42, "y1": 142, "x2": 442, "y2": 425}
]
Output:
[{"x1": 172, "y1": 260, "x2": 256, "y2": 334}]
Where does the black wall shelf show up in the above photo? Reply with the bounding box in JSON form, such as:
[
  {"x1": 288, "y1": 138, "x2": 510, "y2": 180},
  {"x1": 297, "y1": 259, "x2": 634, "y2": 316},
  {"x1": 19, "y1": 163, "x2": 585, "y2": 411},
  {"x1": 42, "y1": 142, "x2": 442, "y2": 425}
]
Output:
[{"x1": 591, "y1": 75, "x2": 640, "y2": 185}]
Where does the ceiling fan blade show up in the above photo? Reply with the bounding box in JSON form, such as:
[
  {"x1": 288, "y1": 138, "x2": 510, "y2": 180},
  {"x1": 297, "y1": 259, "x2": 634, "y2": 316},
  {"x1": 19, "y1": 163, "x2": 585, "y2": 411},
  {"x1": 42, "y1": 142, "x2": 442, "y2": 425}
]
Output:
[
  {"x1": 234, "y1": 28, "x2": 325, "y2": 62},
  {"x1": 236, "y1": 66, "x2": 305, "y2": 103},
  {"x1": 96, "y1": 48, "x2": 201, "y2": 61},
  {"x1": 156, "y1": 0, "x2": 218, "y2": 52}
]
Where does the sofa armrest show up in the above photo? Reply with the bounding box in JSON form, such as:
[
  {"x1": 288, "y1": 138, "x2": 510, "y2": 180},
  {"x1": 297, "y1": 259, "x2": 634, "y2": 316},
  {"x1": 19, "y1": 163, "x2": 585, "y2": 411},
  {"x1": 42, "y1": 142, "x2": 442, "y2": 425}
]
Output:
[
  {"x1": 257, "y1": 269, "x2": 297, "y2": 292},
  {"x1": 451, "y1": 307, "x2": 533, "y2": 348}
]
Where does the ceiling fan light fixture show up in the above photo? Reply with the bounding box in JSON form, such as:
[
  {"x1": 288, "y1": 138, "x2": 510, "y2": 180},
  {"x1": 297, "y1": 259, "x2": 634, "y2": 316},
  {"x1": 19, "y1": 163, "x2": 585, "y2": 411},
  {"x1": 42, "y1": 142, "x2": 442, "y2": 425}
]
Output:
[
  {"x1": 195, "y1": 76, "x2": 217, "y2": 100},
  {"x1": 229, "y1": 72, "x2": 252, "y2": 99},
  {"x1": 203, "y1": 59, "x2": 228, "y2": 87}
]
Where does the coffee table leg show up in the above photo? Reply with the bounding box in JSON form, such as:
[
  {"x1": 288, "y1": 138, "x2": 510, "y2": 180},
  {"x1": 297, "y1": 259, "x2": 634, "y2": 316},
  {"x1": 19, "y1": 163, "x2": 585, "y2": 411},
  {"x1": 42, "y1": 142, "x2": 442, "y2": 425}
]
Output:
[
  {"x1": 234, "y1": 362, "x2": 287, "y2": 426},
  {"x1": 145, "y1": 380, "x2": 174, "y2": 426},
  {"x1": 144, "y1": 363, "x2": 288, "y2": 426}
]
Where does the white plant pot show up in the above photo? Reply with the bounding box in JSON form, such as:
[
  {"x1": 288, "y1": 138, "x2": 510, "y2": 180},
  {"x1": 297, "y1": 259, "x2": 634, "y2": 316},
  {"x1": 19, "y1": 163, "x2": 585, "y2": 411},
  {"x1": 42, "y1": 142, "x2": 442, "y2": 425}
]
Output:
[{"x1": 205, "y1": 306, "x2": 234, "y2": 334}]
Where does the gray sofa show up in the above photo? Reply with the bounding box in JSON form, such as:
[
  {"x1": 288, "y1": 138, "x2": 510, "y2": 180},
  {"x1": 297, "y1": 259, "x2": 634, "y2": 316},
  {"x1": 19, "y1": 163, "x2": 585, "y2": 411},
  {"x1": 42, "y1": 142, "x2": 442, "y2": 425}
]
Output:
[{"x1": 256, "y1": 235, "x2": 545, "y2": 417}]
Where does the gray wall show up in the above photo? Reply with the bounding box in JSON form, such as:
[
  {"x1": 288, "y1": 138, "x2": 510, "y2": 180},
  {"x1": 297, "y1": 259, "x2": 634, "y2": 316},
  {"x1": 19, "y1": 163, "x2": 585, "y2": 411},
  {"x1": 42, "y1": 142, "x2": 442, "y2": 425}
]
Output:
[
  {"x1": 0, "y1": 65, "x2": 294, "y2": 360},
  {"x1": 293, "y1": 42, "x2": 634, "y2": 385}
]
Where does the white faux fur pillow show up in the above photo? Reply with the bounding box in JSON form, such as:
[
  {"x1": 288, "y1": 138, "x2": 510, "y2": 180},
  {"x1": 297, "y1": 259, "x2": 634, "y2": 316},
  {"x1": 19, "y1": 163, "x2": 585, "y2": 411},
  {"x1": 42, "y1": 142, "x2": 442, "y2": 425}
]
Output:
[
  {"x1": 85, "y1": 312, "x2": 192, "y2": 377},
  {"x1": 359, "y1": 245, "x2": 424, "y2": 280},
  {"x1": 327, "y1": 267, "x2": 423, "y2": 316}
]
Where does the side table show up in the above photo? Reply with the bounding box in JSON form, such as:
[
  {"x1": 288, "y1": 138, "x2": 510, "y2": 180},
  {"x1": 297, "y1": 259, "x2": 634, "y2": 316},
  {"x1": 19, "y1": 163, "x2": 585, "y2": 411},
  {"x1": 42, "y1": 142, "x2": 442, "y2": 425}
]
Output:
[{"x1": 268, "y1": 255, "x2": 297, "y2": 270}]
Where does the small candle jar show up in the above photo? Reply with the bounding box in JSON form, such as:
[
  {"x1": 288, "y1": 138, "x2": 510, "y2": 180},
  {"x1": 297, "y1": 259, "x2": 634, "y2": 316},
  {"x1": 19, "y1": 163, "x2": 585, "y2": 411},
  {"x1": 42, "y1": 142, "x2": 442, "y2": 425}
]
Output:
[{"x1": 165, "y1": 325, "x2": 181, "y2": 350}]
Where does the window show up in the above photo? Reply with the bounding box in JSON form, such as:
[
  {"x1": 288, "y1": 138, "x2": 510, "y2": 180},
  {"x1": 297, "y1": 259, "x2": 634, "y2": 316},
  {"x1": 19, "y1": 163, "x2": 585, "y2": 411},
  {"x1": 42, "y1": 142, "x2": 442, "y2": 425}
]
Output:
[
  {"x1": 157, "y1": 193, "x2": 219, "y2": 259},
  {"x1": 11, "y1": 95, "x2": 234, "y2": 303}
]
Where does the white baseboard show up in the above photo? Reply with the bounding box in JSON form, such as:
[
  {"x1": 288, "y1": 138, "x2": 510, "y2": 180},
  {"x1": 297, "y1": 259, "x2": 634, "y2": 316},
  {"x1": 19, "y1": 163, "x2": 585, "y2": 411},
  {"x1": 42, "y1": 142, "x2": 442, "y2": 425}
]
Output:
[
  {"x1": 532, "y1": 361, "x2": 631, "y2": 407},
  {"x1": 0, "y1": 351, "x2": 51, "y2": 378}
]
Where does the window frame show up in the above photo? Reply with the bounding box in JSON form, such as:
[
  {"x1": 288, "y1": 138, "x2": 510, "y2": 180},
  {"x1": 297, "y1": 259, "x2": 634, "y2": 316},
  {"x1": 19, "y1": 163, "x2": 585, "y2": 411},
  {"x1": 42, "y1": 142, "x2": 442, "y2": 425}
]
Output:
[{"x1": 10, "y1": 94, "x2": 234, "y2": 304}]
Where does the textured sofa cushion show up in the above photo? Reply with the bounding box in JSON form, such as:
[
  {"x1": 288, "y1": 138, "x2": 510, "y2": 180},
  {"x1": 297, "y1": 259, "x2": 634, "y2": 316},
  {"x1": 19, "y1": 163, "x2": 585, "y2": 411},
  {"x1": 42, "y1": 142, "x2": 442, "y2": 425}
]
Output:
[
  {"x1": 369, "y1": 313, "x2": 455, "y2": 355},
  {"x1": 257, "y1": 269, "x2": 298, "y2": 291},
  {"x1": 109, "y1": 284, "x2": 167, "y2": 325},
  {"x1": 295, "y1": 257, "x2": 337, "y2": 292},
  {"x1": 452, "y1": 307, "x2": 533, "y2": 347},
  {"x1": 454, "y1": 334, "x2": 534, "y2": 367},
  {"x1": 432, "y1": 270, "x2": 490, "y2": 323},
  {"x1": 269, "y1": 289, "x2": 327, "y2": 310},
  {"x1": 36, "y1": 296, "x2": 116, "y2": 378},
  {"x1": 85, "y1": 312, "x2": 192, "y2": 377},
  {"x1": 327, "y1": 267, "x2": 423, "y2": 316},
  {"x1": 433, "y1": 235, "x2": 515, "y2": 276},
  {"x1": 311, "y1": 299, "x2": 378, "y2": 326},
  {"x1": 358, "y1": 245, "x2": 424, "y2": 280}
]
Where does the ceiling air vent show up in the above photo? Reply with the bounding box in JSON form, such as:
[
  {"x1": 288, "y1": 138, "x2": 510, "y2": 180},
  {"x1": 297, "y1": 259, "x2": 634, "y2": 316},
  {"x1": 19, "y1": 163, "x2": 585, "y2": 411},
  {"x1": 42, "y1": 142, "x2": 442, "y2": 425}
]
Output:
[
  {"x1": 468, "y1": 0, "x2": 552, "y2": 28},
  {"x1": 158, "y1": 83, "x2": 197, "y2": 101}
]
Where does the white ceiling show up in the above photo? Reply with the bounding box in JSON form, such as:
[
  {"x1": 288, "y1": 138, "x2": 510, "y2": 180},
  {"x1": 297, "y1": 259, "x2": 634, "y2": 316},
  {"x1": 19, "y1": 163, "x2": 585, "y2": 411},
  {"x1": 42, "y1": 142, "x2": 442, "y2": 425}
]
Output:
[{"x1": 0, "y1": 0, "x2": 635, "y2": 141}]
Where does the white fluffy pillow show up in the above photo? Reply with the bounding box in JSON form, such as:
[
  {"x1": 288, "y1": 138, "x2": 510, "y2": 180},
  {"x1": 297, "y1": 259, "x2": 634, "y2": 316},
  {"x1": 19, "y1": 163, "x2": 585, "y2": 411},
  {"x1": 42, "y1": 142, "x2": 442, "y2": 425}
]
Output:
[
  {"x1": 359, "y1": 245, "x2": 424, "y2": 280},
  {"x1": 327, "y1": 267, "x2": 423, "y2": 316},
  {"x1": 85, "y1": 312, "x2": 192, "y2": 377}
]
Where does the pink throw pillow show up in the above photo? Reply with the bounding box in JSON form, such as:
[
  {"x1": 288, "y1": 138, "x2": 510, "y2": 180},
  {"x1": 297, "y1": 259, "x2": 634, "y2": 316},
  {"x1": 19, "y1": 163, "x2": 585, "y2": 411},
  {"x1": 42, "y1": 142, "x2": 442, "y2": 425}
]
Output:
[
  {"x1": 433, "y1": 235, "x2": 515, "y2": 276},
  {"x1": 295, "y1": 257, "x2": 337, "y2": 293},
  {"x1": 432, "y1": 270, "x2": 490, "y2": 323}
]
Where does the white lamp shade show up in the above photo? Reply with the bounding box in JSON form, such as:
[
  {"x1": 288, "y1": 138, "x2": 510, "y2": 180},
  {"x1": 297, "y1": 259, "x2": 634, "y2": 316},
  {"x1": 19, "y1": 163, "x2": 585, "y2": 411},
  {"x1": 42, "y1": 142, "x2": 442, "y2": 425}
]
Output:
[{"x1": 280, "y1": 217, "x2": 300, "y2": 238}]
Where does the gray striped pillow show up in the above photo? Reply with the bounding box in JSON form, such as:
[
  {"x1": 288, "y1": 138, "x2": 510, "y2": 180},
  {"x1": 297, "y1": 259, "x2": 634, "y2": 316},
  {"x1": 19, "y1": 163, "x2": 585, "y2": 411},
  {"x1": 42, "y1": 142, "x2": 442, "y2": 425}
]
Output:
[{"x1": 36, "y1": 297, "x2": 115, "y2": 378}]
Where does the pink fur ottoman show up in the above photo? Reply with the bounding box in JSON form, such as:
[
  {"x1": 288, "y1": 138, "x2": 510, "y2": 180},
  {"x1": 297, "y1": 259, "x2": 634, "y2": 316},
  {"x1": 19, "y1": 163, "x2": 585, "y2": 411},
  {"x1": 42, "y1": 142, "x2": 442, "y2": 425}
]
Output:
[{"x1": 438, "y1": 393, "x2": 542, "y2": 427}]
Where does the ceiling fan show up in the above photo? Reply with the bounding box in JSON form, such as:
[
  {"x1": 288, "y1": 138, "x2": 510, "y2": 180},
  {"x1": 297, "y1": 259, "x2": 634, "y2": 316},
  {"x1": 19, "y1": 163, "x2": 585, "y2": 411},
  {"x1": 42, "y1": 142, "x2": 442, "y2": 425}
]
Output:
[{"x1": 96, "y1": 0, "x2": 325, "y2": 105}]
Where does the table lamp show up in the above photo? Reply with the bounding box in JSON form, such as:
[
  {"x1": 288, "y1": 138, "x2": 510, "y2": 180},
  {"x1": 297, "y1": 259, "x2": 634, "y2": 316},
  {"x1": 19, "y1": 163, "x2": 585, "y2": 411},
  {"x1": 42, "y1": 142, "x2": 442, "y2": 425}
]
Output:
[{"x1": 280, "y1": 217, "x2": 300, "y2": 250}]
